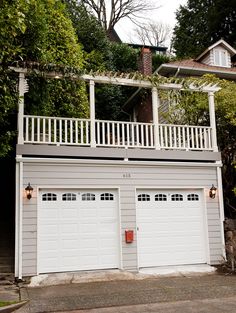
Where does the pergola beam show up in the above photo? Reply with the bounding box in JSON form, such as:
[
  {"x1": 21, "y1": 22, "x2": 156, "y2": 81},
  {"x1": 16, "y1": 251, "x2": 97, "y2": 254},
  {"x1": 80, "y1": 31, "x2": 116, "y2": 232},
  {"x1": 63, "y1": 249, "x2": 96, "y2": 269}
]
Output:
[{"x1": 9, "y1": 67, "x2": 221, "y2": 93}]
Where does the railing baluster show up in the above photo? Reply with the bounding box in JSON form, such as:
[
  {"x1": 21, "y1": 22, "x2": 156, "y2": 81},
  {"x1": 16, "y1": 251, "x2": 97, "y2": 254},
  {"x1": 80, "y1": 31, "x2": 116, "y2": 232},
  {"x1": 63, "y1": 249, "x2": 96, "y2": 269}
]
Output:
[
  {"x1": 112, "y1": 122, "x2": 115, "y2": 145},
  {"x1": 173, "y1": 126, "x2": 177, "y2": 148},
  {"x1": 127, "y1": 124, "x2": 130, "y2": 147},
  {"x1": 195, "y1": 127, "x2": 199, "y2": 149},
  {"x1": 31, "y1": 118, "x2": 34, "y2": 142},
  {"x1": 80, "y1": 120, "x2": 84, "y2": 144},
  {"x1": 182, "y1": 126, "x2": 186, "y2": 150},
  {"x1": 54, "y1": 119, "x2": 57, "y2": 143},
  {"x1": 59, "y1": 119, "x2": 62, "y2": 143},
  {"x1": 75, "y1": 120, "x2": 78, "y2": 144},
  {"x1": 121, "y1": 123, "x2": 124, "y2": 146},
  {"x1": 203, "y1": 128, "x2": 207, "y2": 149},
  {"x1": 131, "y1": 123, "x2": 134, "y2": 146},
  {"x1": 136, "y1": 124, "x2": 139, "y2": 146},
  {"x1": 70, "y1": 120, "x2": 73, "y2": 143},
  {"x1": 208, "y1": 128, "x2": 212, "y2": 149},
  {"x1": 169, "y1": 126, "x2": 173, "y2": 148},
  {"x1": 140, "y1": 124, "x2": 144, "y2": 147},
  {"x1": 25, "y1": 117, "x2": 29, "y2": 142},
  {"x1": 191, "y1": 127, "x2": 194, "y2": 149},
  {"x1": 150, "y1": 125, "x2": 154, "y2": 147},
  {"x1": 86, "y1": 121, "x2": 89, "y2": 144},
  {"x1": 96, "y1": 121, "x2": 100, "y2": 145},
  {"x1": 177, "y1": 126, "x2": 180, "y2": 148},
  {"x1": 48, "y1": 119, "x2": 51, "y2": 143},
  {"x1": 117, "y1": 123, "x2": 120, "y2": 146},
  {"x1": 101, "y1": 122, "x2": 104, "y2": 145},
  {"x1": 164, "y1": 126, "x2": 168, "y2": 148},
  {"x1": 186, "y1": 126, "x2": 190, "y2": 150},
  {"x1": 42, "y1": 118, "x2": 45, "y2": 142},
  {"x1": 199, "y1": 127, "x2": 203, "y2": 149},
  {"x1": 145, "y1": 125, "x2": 148, "y2": 147},
  {"x1": 64, "y1": 120, "x2": 67, "y2": 143},
  {"x1": 159, "y1": 125, "x2": 163, "y2": 148}
]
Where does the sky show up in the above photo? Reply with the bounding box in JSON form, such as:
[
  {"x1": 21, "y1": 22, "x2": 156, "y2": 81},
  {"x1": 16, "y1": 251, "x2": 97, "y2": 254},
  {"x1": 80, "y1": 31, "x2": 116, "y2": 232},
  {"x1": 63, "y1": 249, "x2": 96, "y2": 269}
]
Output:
[{"x1": 115, "y1": 0, "x2": 188, "y2": 47}]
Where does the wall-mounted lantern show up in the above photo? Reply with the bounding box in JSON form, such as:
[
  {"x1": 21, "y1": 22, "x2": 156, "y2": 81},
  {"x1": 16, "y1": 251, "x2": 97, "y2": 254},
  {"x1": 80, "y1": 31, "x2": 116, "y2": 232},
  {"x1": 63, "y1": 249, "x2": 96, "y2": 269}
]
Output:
[
  {"x1": 209, "y1": 184, "x2": 217, "y2": 199},
  {"x1": 25, "y1": 182, "x2": 33, "y2": 200}
]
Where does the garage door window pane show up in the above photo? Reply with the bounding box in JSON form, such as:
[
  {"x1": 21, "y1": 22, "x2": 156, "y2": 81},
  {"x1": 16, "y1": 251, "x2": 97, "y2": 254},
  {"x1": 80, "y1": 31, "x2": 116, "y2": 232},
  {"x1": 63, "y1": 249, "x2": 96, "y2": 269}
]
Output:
[
  {"x1": 101, "y1": 193, "x2": 114, "y2": 201},
  {"x1": 187, "y1": 194, "x2": 199, "y2": 201},
  {"x1": 62, "y1": 193, "x2": 76, "y2": 201},
  {"x1": 138, "y1": 194, "x2": 150, "y2": 201},
  {"x1": 82, "y1": 193, "x2": 95, "y2": 201},
  {"x1": 42, "y1": 193, "x2": 57, "y2": 201},
  {"x1": 171, "y1": 194, "x2": 183, "y2": 201},
  {"x1": 155, "y1": 194, "x2": 167, "y2": 201}
]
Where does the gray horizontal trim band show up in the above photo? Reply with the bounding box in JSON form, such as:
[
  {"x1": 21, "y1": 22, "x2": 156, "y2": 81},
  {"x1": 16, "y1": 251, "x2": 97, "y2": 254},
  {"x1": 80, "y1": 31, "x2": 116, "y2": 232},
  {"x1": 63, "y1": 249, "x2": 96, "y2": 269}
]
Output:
[
  {"x1": 16, "y1": 144, "x2": 221, "y2": 162},
  {"x1": 16, "y1": 158, "x2": 222, "y2": 169}
]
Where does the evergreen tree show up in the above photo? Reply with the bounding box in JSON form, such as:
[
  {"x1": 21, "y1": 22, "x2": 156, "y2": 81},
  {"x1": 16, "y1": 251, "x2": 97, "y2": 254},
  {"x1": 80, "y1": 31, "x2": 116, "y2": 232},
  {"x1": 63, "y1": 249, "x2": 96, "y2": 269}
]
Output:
[
  {"x1": 0, "y1": 0, "x2": 88, "y2": 157},
  {"x1": 172, "y1": 0, "x2": 236, "y2": 58}
]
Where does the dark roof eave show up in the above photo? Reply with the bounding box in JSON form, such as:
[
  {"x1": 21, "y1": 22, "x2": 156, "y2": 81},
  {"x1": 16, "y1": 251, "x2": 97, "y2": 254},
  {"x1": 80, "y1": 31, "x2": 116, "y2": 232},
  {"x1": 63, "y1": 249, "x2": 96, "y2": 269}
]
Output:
[{"x1": 158, "y1": 64, "x2": 236, "y2": 79}]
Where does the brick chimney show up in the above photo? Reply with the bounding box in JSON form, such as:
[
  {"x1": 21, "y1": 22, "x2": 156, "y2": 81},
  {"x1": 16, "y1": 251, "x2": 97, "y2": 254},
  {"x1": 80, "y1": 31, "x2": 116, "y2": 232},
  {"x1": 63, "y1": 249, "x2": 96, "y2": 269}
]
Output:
[{"x1": 138, "y1": 47, "x2": 152, "y2": 75}]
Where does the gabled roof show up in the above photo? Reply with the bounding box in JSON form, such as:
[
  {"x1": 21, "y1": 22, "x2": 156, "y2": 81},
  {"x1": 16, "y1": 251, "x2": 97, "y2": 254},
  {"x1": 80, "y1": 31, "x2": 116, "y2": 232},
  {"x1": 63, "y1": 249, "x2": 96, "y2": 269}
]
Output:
[{"x1": 195, "y1": 39, "x2": 236, "y2": 61}]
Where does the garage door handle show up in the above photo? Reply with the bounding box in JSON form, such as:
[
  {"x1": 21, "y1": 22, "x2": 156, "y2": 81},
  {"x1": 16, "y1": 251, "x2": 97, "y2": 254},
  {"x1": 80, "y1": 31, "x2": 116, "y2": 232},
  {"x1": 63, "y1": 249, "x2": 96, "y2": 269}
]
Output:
[{"x1": 137, "y1": 227, "x2": 139, "y2": 231}]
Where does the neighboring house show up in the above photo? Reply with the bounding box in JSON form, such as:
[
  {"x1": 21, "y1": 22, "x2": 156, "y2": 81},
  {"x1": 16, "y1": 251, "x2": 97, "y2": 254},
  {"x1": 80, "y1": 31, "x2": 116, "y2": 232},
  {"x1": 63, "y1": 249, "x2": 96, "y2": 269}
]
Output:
[
  {"x1": 157, "y1": 39, "x2": 236, "y2": 80},
  {"x1": 12, "y1": 64, "x2": 225, "y2": 280}
]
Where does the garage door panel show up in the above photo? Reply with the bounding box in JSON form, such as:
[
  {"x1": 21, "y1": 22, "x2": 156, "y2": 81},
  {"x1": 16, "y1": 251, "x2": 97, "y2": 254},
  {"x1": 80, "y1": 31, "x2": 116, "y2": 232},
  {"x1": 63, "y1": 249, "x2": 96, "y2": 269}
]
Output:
[
  {"x1": 61, "y1": 209, "x2": 78, "y2": 218},
  {"x1": 80, "y1": 208, "x2": 97, "y2": 218},
  {"x1": 79, "y1": 239, "x2": 98, "y2": 248},
  {"x1": 80, "y1": 223, "x2": 97, "y2": 233},
  {"x1": 137, "y1": 189, "x2": 207, "y2": 267},
  {"x1": 38, "y1": 189, "x2": 119, "y2": 273}
]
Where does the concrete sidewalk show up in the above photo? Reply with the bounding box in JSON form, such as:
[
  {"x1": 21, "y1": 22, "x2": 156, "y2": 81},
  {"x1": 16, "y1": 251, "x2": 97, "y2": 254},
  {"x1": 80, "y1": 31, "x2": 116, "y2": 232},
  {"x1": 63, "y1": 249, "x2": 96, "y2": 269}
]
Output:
[{"x1": 16, "y1": 273, "x2": 236, "y2": 313}]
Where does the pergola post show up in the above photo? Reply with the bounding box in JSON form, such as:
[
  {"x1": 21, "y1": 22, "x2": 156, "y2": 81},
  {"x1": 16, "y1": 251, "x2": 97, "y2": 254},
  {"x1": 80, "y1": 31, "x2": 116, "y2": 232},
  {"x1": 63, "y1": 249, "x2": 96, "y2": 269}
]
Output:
[
  {"x1": 17, "y1": 72, "x2": 26, "y2": 145},
  {"x1": 152, "y1": 87, "x2": 160, "y2": 150},
  {"x1": 208, "y1": 92, "x2": 218, "y2": 152},
  {"x1": 89, "y1": 80, "x2": 96, "y2": 147}
]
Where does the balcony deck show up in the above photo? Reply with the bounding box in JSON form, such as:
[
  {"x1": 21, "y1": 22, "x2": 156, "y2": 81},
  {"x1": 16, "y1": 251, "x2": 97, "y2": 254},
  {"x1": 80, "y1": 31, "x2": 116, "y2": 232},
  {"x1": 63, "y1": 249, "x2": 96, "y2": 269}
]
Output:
[{"x1": 23, "y1": 115, "x2": 214, "y2": 152}]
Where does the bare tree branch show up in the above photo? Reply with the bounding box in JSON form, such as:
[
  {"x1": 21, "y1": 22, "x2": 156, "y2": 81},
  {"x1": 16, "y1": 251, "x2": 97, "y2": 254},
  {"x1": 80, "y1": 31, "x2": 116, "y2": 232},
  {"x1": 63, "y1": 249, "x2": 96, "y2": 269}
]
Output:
[
  {"x1": 133, "y1": 21, "x2": 172, "y2": 46},
  {"x1": 80, "y1": 0, "x2": 159, "y2": 32}
]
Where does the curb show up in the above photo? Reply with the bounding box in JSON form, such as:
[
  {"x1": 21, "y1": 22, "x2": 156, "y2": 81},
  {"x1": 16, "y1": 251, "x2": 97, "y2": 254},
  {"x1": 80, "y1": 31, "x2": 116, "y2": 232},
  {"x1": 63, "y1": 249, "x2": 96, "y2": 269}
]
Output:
[{"x1": 0, "y1": 301, "x2": 28, "y2": 313}]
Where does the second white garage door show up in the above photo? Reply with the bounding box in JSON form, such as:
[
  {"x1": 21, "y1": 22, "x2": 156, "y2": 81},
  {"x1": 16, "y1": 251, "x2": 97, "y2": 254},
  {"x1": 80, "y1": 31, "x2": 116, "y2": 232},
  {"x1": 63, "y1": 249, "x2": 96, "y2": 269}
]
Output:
[
  {"x1": 137, "y1": 189, "x2": 207, "y2": 268},
  {"x1": 38, "y1": 189, "x2": 120, "y2": 273}
]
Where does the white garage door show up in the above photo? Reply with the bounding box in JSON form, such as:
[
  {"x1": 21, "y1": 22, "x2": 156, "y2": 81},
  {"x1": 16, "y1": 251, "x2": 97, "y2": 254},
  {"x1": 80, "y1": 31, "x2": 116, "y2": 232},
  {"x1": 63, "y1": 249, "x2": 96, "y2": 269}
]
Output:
[
  {"x1": 38, "y1": 189, "x2": 120, "y2": 273},
  {"x1": 137, "y1": 189, "x2": 207, "y2": 268}
]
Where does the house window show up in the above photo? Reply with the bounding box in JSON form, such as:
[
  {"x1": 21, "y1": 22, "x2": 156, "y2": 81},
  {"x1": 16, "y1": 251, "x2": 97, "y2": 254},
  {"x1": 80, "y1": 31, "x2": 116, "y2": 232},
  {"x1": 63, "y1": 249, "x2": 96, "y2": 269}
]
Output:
[
  {"x1": 82, "y1": 193, "x2": 95, "y2": 201},
  {"x1": 187, "y1": 194, "x2": 199, "y2": 201},
  {"x1": 137, "y1": 194, "x2": 150, "y2": 201},
  {"x1": 42, "y1": 193, "x2": 57, "y2": 201},
  {"x1": 155, "y1": 194, "x2": 167, "y2": 201},
  {"x1": 62, "y1": 193, "x2": 76, "y2": 201},
  {"x1": 171, "y1": 194, "x2": 183, "y2": 201},
  {"x1": 101, "y1": 193, "x2": 114, "y2": 201},
  {"x1": 214, "y1": 49, "x2": 228, "y2": 67}
]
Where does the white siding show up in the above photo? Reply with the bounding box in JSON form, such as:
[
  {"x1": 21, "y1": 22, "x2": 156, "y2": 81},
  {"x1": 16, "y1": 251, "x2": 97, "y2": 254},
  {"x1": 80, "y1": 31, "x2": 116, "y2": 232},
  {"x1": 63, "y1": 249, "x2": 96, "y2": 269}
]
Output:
[
  {"x1": 21, "y1": 161, "x2": 223, "y2": 276},
  {"x1": 201, "y1": 52, "x2": 213, "y2": 66}
]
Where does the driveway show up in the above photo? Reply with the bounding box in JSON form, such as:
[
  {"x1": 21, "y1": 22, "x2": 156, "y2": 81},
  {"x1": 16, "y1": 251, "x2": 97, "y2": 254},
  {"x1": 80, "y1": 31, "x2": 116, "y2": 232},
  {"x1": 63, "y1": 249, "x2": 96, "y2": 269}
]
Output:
[{"x1": 17, "y1": 273, "x2": 236, "y2": 313}]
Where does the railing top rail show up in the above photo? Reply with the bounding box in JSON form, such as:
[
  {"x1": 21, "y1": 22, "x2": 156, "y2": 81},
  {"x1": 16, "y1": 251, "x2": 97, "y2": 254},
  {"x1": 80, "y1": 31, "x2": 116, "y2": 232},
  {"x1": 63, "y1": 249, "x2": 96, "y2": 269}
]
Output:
[
  {"x1": 24, "y1": 115, "x2": 90, "y2": 122},
  {"x1": 95, "y1": 120, "x2": 153, "y2": 126},
  {"x1": 159, "y1": 124, "x2": 211, "y2": 129}
]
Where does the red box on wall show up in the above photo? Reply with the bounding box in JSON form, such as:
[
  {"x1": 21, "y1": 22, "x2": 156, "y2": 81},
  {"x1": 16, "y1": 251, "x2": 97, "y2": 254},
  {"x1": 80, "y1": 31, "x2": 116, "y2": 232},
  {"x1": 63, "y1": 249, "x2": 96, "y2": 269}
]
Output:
[{"x1": 125, "y1": 230, "x2": 134, "y2": 243}]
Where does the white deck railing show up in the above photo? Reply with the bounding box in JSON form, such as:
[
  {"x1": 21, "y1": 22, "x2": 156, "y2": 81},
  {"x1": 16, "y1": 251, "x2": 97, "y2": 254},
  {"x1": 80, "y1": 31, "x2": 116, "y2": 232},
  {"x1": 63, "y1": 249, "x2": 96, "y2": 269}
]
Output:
[
  {"x1": 23, "y1": 115, "x2": 213, "y2": 151},
  {"x1": 24, "y1": 115, "x2": 90, "y2": 146}
]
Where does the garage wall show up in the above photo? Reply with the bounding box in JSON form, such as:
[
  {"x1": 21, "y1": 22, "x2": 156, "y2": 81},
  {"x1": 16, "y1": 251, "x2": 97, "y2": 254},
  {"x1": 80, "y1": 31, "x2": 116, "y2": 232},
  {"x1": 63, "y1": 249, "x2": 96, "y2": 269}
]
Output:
[{"x1": 21, "y1": 160, "x2": 223, "y2": 276}]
